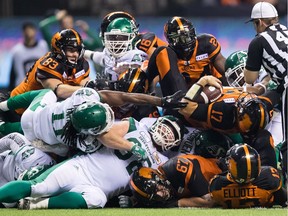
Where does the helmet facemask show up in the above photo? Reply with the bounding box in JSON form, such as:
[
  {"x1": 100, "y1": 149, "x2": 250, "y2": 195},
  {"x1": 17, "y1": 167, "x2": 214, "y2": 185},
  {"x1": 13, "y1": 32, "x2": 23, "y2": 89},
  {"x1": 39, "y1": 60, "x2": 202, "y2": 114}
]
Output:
[
  {"x1": 104, "y1": 30, "x2": 135, "y2": 58},
  {"x1": 225, "y1": 50, "x2": 248, "y2": 87},
  {"x1": 169, "y1": 29, "x2": 195, "y2": 50},
  {"x1": 149, "y1": 116, "x2": 183, "y2": 151},
  {"x1": 226, "y1": 63, "x2": 245, "y2": 87},
  {"x1": 165, "y1": 17, "x2": 196, "y2": 60}
]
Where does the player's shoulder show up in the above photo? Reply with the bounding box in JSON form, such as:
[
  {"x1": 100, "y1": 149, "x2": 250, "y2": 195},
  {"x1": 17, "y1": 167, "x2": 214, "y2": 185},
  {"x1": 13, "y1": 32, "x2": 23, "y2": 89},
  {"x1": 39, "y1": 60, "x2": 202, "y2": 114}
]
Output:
[
  {"x1": 253, "y1": 166, "x2": 282, "y2": 190},
  {"x1": 137, "y1": 32, "x2": 157, "y2": 41},
  {"x1": 196, "y1": 33, "x2": 220, "y2": 55},
  {"x1": 209, "y1": 172, "x2": 232, "y2": 192},
  {"x1": 197, "y1": 33, "x2": 217, "y2": 42}
]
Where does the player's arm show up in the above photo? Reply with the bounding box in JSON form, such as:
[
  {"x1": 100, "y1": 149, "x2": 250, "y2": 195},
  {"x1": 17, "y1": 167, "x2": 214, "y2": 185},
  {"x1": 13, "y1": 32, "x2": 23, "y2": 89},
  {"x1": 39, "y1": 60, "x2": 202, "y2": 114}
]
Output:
[
  {"x1": 244, "y1": 68, "x2": 260, "y2": 84},
  {"x1": 97, "y1": 120, "x2": 132, "y2": 151},
  {"x1": 178, "y1": 194, "x2": 216, "y2": 208},
  {"x1": 179, "y1": 76, "x2": 222, "y2": 117},
  {"x1": 213, "y1": 52, "x2": 226, "y2": 76},
  {"x1": 99, "y1": 90, "x2": 187, "y2": 109},
  {"x1": 97, "y1": 120, "x2": 146, "y2": 160},
  {"x1": 245, "y1": 74, "x2": 270, "y2": 95},
  {"x1": 38, "y1": 78, "x2": 84, "y2": 99}
]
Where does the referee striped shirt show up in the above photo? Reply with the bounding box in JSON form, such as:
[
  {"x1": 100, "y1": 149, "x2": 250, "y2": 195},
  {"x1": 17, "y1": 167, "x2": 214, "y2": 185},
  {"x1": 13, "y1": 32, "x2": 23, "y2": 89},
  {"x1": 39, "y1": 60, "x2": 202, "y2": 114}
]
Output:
[{"x1": 245, "y1": 23, "x2": 288, "y2": 92}]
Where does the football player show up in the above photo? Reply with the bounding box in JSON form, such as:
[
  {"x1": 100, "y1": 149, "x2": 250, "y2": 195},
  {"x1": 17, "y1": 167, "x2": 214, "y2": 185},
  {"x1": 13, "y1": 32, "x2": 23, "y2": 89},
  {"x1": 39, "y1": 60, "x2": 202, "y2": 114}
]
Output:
[
  {"x1": 84, "y1": 17, "x2": 148, "y2": 82},
  {"x1": 179, "y1": 75, "x2": 277, "y2": 168},
  {"x1": 11, "y1": 29, "x2": 90, "y2": 102},
  {"x1": 98, "y1": 11, "x2": 167, "y2": 58},
  {"x1": 146, "y1": 16, "x2": 228, "y2": 99},
  {"x1": 0, "y1": 132, "x2": 55, "y2": 208},
  {"x1": 225, "y1": 50, "x2": 271, "y2": 95},
  {"x1": 127, "y1": 154, "x2": 222, "y2": 208},
  {"x1": 0, "y1": 87, "x2": 186, "y2": 155},
  {"x1": 209, "y1": 144, "x2": 287, "y2": 208},
  {"x1": 0, "y1": 115, "x2": 186, "y2": 209},
  {"x1": 225, "y1": 50, "x2": 283, "y2": 165},
  {"x1": 84, "y1": 11, "x2": 167, "y2": 83},
  {"x1": 140, "y1": 116, "x2": 234, "y2": 159}
]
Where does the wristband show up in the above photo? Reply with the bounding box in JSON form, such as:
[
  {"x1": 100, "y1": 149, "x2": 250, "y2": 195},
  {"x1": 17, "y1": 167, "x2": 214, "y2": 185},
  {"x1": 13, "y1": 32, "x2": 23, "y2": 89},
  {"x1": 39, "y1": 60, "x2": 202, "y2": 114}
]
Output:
[
  {"x1": 184, "y1": 83, "x2": 203, "y2": 101},
  {"x1": 53, "y1": 83, "x2": 63, "y2": 95},
  {"x1": 255, "y1": 83, "x2": 267, "y2": 94}
]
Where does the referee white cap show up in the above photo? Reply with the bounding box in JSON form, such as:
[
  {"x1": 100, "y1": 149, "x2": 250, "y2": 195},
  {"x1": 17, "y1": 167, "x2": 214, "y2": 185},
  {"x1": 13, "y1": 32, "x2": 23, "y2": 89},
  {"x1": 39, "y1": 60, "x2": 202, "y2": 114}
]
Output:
[{"x1": 246, "y1": 2, "x2": 278, "y2": 23}]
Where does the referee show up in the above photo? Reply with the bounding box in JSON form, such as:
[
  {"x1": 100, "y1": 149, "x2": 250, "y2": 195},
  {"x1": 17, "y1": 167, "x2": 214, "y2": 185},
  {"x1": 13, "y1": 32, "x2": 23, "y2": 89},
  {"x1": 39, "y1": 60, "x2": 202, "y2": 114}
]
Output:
[{"x1": 244, "y1": 2, "x2": 287, "y2": 184}]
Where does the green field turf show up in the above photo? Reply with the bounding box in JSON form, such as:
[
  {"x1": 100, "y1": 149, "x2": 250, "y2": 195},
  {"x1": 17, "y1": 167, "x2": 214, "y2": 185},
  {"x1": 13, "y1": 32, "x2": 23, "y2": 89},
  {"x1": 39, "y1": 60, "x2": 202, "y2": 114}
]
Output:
[{"x1": 0, "y1": 208, "x2": 287, "y2": 216}]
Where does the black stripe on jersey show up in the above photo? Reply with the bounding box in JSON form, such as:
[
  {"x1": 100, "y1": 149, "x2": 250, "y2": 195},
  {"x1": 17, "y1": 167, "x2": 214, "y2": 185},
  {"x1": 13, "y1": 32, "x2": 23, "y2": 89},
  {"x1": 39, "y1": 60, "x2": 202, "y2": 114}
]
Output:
[{"x1": 260, "y1": 24, "x2": 288, "y2": 83}]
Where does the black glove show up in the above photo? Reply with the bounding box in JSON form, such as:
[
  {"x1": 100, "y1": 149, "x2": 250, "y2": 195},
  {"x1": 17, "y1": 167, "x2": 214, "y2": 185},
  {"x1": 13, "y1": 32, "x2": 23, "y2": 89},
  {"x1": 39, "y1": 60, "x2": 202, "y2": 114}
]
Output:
[
  {"x1": 161, "y1": 90, "x2": 187, "y2": 109},
  {"x1": 84, "y1": 79, "x2": 110, "y2": 90}
]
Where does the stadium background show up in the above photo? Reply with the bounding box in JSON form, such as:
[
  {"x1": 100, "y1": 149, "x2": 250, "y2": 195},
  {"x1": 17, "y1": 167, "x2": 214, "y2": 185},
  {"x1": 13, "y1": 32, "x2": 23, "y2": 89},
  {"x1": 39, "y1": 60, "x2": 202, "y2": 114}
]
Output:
[{"x1": 0, "y1": 0, "x2": 286, "y2": 89}]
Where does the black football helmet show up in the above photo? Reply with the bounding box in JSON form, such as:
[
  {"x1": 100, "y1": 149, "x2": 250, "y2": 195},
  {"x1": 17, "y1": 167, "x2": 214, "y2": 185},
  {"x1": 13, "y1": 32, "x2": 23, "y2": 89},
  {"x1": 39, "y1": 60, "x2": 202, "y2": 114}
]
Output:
[
  {"x1": 226, "y1": 143, "x2": 261, "y2": 184},
  {"x1": 116, "y1": 68, "x2": 148, "y2": 93},
  {"x1": 235, "y1": 93, "x2": 269, "y2": 134},
  {"x1": 51, "y1": 29, "x2": 84, "y2": 68},
  {"x1": 164, "y1": 16, "x2": 196, "y2": 60},
  {"x1": 187, "y1": 129, "x2": 234, "y2": 158},
  {"x1": 130, "y1": 167, "x2": 175, "y2": 207},
  {"x1": 100, "y1": 11, "x2": 139, "y2": 40}
]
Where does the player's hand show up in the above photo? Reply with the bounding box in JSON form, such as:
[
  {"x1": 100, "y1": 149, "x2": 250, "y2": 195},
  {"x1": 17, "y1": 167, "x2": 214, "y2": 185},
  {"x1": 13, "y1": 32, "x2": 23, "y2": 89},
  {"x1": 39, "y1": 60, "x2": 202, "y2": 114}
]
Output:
[
  {"x1": 118, "y1": 195, "x2": 133, "y2": 208},
  {"x1": 84, "y1": 79, "x2": 110, "y2": 90},
  {"x1": 197, "y1": 75, "x2": 222, "y2": 89},
  {"x1": 113, "y1": 62, "x2": 140, "y2": 74},
  {"x1": 161, "y1": 90, "x2": 188, "y2": 109},
  {"x1": 130, "y1": 144, "x2": 147, "y2": 161}
]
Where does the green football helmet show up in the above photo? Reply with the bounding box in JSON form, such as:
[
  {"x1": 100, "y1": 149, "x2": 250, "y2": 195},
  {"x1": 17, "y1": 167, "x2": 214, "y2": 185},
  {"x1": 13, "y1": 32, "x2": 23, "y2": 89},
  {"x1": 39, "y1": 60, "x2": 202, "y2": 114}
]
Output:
[
  {"x1": 104, "y1": 17, "x2": 137, "y2": 58},
  {"x1": 149, "y1": 115, "x2": 188, "y2": 151},
  {"x1": 225, "y1": 50, "x2": 247, "y2": 87},
  {"x1": 188, "y1": 129, "x2": 234, "y2": 158},
  {"x1": 71, "y1": 101, "x2": 115, "y2": 136}
]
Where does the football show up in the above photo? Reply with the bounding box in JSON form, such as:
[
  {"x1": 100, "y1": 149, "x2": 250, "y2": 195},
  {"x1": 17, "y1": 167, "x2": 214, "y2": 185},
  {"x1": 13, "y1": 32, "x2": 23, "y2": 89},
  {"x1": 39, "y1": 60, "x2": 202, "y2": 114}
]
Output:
[{"x1": 194, "y1": 85, "x2": 222, "y2": 104}]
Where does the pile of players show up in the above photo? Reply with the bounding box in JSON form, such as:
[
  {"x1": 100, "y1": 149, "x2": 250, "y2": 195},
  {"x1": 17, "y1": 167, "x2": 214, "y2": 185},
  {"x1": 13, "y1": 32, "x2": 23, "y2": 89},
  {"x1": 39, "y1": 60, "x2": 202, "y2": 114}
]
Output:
[{"x1": 0, "y1": 1, "x2": 286, "y2": 210}]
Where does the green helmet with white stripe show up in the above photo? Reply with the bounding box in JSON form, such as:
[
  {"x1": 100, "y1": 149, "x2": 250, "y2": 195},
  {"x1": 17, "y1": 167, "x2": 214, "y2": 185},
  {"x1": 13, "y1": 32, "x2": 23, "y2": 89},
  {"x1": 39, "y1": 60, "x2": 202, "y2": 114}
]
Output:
[
  {"x1": 71, "y1": 101, "x2": 115, "y2": 136},
  {"x1": 104, "y1": 17, "x2": 137, "y2": 58}
]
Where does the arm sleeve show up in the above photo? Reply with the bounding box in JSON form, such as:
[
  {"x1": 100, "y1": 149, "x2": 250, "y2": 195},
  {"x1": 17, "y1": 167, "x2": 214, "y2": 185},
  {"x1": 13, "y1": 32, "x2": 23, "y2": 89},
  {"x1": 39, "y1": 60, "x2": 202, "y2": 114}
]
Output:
[{"x1": 245, "y1": 37, "x2": 263, "y2": 71}]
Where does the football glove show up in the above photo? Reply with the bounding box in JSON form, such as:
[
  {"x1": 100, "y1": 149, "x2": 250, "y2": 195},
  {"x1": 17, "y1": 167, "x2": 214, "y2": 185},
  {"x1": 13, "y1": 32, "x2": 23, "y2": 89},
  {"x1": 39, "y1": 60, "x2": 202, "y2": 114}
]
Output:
[
  {"x1": 130, "y1": 144, "x2": 147, "y2": 161},
  {"x1": 161, "y1": 90, "x2": 187, "y2": 109},
  {"x1": 84, "y1": 79, "x2": 110, "y2": 90},
  {"x1": 118, "y1": 195, "x2": 133, "y2": 208}
]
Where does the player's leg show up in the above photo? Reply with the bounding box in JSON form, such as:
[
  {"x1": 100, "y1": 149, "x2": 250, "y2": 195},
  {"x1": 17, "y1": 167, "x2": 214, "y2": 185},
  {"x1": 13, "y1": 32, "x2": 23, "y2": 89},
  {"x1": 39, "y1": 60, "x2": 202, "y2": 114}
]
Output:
[
  {"x1": 19, "y1": 191, "x2": 88, "y2": 209},
  {"x1": 0, "y1": 181, "x2": 31, "y2": 203}
]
